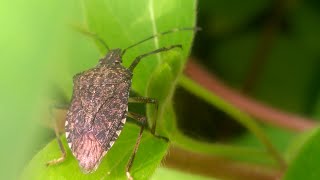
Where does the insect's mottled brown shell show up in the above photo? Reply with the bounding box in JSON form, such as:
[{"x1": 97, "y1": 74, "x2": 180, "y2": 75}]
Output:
[{"x1": 65, "y1": 62, "x2": 132, "y2": 173}]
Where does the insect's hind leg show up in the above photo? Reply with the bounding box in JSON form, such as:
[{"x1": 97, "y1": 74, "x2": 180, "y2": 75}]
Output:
[
  {"x1": 128, "y1": 45, "x2": 182, "y2": 72},
  {"x1": 126, "y1": 110, "x2": 168, "y2": 180},
  {"x1": 129, "y1": 97, "x2": 168, "y2": 140},
  {"x1": 125, "y1": 112, "x2": 147, "y2": 180},
  {"x1": 46, "y1": 104, "x2": 69, "y2": 166},
  {"x1": 129, "y1": 97, "x2": 159, "y2": 134}
]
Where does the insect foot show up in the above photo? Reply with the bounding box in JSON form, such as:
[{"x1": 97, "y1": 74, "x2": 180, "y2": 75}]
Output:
[
  {"x1": 45, "y1": 153, "x2": 66, "y2": 167},
  {"x1": 126, "y1": 171, "x2": 134, "y2": 180},
  {"x1": 46, "y1": 104, "x2": 68, "y2": 167}
]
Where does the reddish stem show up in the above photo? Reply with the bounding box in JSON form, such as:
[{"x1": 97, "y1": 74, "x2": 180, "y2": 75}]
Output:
[
  {"x1": 164, "y1": 146, "x2": 282, "y2": 180},
  {"x1": 184, "y1": 60, "x2": 317, "y2": 132}
]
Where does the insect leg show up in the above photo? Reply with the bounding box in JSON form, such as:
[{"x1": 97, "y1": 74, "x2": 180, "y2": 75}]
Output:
[
  {"x1": 46, "y1": 104, "x2": 69, "y2": 166},
  {"x1": 128, "y1": 97, "x2": 158, "y2": 134},
  {"x1": 126, "y1": 112, "x2": 146, "y2": 180},
  {"x1": 128, "y1": 45, "x2": 182, "y2": 72}
]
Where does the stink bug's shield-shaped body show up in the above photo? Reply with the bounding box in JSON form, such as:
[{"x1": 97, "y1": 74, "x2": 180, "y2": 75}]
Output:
[
  {"x1": 47, "y1": 26, "x2": 199, "y2": 179},
  {"x1": 65, "y1": 49, "x2": 132, "y2": 173}
]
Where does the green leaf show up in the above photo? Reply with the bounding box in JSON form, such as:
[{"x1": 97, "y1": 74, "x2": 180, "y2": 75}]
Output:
[
  {"x1": 231, "y1": 126, "x2": 295, "y2": 164},
  {"x1": 283, "y1": 127, "x2": 320, "y2": 180},
  {"x1": 284, "y1": 128, "x2": 318, "y2": 164},
  {"x1": 152, "y1": 167, "x2": 214, "y2": 180},
  {"x1": 146, "y1": 51, "x2": 184, "y2": 135},
  {"x1": 83, "y1": 0, "x2": 197, "y2": 175},
  {"x1": 83, "y1": 0, "x2": 197, "y2": 95},
  {"x1": 232, "y1": 126, "x2": 295, "y2": 152},
  {"x1": 25, "y1": 0, "x2": 197, "y2": 179},
  {"x1": 82, "y1": 0, "x2": 197, "y2": 152},
  {"x1": 22, "y1": 123, "x2": 168, "y2": 180},
  {"x1": 0, "y1": 0, "x2": 99, "y2": 178},
  {"x1": 178, "y1": 76, "x2": 284, "y2": 166}
]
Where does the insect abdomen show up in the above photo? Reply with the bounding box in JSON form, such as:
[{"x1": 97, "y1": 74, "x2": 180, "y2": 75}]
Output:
[{"x1": 65, "y1": 65, "x2": 131, "y2": 173}]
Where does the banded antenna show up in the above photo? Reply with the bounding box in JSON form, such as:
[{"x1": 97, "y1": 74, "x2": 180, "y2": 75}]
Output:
[
  {"x1": 71, "y1": 25, "x2": 201, "y2": 56},
  {"x1": 71, "y1": 24, "x2": 110, "y2": 52},
  {"x1": 121, "y1": 27, "x2": 201, "y2": 55}
]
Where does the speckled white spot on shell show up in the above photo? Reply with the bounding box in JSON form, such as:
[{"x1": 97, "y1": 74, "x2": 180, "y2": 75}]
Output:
[
  {"x1": 116, "y1": 130, "x2": 121, "y2": 136},
  {"x1": 109, "y1": 141, "x2": 114, "y2": 147},
  {"x1": 121, "y1": 118, "x2": 126, "y2": 124}
]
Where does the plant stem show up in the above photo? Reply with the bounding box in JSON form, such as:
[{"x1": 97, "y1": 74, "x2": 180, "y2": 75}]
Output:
[
  {"x1": 242, "y1": 0, "x2": 286, "y2": 93},
  {"x1": 178, "y1": 75, "x2": 287, "y2": 169},
  {"x1": 164, "y1": 146, "x2": 282, "y2": 180},
  {"x1": 170, "y1": 130, "x2": 273, "y2": 164},
  {"x1": 185, "y1": 60, "x2": 316, "y2": 132}
]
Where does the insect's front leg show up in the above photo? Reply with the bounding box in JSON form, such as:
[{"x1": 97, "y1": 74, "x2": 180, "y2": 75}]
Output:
[
  {"x1": 46, "y1": 104, "x2": 69, "y2": 166},
  {"x1": 128, "y1": 45, "x2": 182, "y2": 72}
]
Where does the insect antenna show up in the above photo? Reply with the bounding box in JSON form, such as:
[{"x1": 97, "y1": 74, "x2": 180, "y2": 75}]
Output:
[
  {"x1": 121, "y1": 27, "x2": 201, "y2": 56},
  {"x1": 71, "y1": 24, "x2": 110, "y2": 52}
]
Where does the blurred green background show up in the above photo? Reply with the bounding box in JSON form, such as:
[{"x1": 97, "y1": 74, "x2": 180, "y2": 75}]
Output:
[
  {"x1": 0, "y1": 0, "x2": 99, "y2": 179},
  {"x1": 1, "y1": 0, "x2": 320, "y2": 179},
  {"x1": 177, "y1": 0, "x2": 320, "y2": 142}
]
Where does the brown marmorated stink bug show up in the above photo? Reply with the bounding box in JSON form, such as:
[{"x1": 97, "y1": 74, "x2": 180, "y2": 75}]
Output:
[{"x1": 46, "y1": 27, "x2": 199, "y2": 179}]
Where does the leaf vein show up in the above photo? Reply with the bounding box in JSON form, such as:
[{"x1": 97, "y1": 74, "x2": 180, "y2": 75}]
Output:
[{"x1": 148, "y1": 0, "x2": 161, "y2": 64}]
